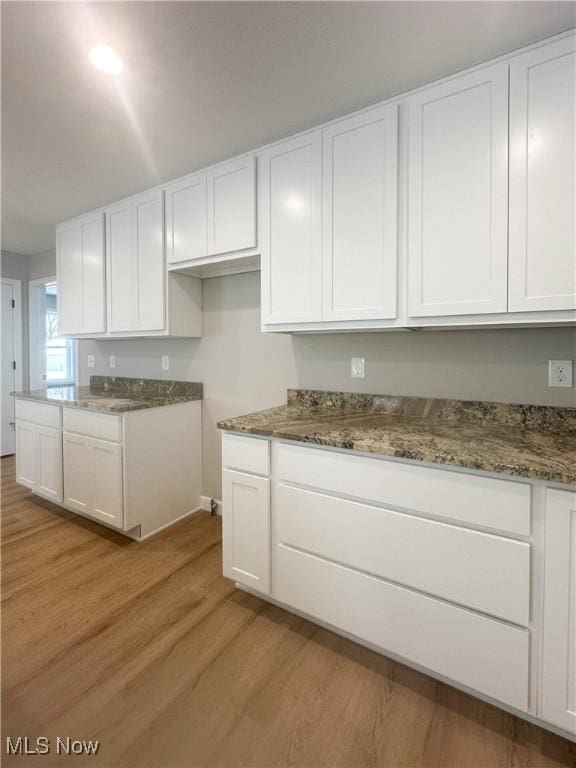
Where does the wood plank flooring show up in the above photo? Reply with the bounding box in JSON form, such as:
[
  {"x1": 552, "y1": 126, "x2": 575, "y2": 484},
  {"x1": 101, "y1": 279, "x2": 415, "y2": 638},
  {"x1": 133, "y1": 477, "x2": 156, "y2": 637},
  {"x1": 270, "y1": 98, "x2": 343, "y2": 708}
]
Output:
[{"x1": 2, "y1": 455, "x2": 575, "y2": 768}]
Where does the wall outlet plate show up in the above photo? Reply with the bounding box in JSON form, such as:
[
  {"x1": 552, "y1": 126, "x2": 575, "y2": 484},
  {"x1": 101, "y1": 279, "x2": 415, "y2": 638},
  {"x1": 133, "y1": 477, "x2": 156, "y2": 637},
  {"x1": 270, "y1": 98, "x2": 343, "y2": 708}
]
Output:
[
  {"x1": 109, "y1": 355, "x2": 116, "y2": 370},
  {"x1": 351, "y1": 357, "x2": 366, "y2": 379},
  {"x1": 87, "y1": 355, "x2": 95, "y2": 368},
  {"x1": 548, "y1": 360, "x2": 573, "y2": 388},
  {"x1": 161, "y1": 355, "x2": 170, "y2": 371}
]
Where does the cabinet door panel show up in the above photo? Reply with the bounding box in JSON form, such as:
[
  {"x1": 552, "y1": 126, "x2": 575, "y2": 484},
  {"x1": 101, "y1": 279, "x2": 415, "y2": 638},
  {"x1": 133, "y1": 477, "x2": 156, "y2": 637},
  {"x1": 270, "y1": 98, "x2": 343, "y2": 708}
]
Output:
[
  {"x1": 63, "y1": 432, "x2": 91, "y2": 513},
  {"x1": 408, "y1": 63, "x2": 508, "y2": 317},
  {"x1": 542, "y1": 488, "x2": 576, "y2": 733},
  {"x1": 90, "y1": 438, "x2": 123, "y2": 527},
  {"x1": 106, "y1": 201, "x2": 134, "y2": 332},
  {"x1": 323, "y1": 105, "x2": 398, "y2": 320},
  {"x1": 56, "y1": 224, "x2": 83, "y2": 335},
  {"x1": 133, "y1": 190, "x2": 165, "y2": 331},
  {"x1": 222, "y1": 469, "x2": 270, "y2": 594},
  {"x1": 509, "y1": 36, "x2": 576, "y2": 312},
  {"x1": 165, "y1": 174, "x2": 207, "y2": 264},
  {"x1": 37, "y1": 427, "x2": 63, "y2": 503},
  {"x1": 15, "y1": 422, "x2": 38, "y2": 490},
  {"x1": 207, "y1": 156, "x2": 256, "y2": 255},
  {"x1": 81, "y1": 213, "x2": 106, "y2": 333},
  {"x1": 260, "y1": 132, "x2": 322, "y2": 324}
]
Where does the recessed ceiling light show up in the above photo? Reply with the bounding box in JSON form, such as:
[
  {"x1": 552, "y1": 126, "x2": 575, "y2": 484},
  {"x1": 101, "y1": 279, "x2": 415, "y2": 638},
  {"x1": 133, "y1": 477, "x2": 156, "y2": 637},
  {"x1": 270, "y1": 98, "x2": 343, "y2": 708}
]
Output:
[{"x1": 89, "y1": 44, "x2": 124, "y2": 75}]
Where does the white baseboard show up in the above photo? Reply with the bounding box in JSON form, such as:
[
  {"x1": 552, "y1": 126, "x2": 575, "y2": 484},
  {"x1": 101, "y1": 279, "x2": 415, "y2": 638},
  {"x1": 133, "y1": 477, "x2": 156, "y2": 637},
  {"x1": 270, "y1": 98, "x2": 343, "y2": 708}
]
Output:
[
  {"x1": 138, "y1": 505, "x2": 203, "y2": 541},
  {"x1": 200, "y1": 496, "x2": 222, "y2": 516}
]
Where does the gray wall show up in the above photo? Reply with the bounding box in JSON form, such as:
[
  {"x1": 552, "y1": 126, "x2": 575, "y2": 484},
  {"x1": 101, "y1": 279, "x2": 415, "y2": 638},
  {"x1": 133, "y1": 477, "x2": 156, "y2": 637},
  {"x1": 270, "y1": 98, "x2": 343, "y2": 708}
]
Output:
[
  {"x1": 1, "y1": 249, "x2": 57, "y2": 388},
  {"x1": 79, "y1": 271, "x2": 576, "y2": 499},
  {"x1": 1, "y1": 250, "x2": 30, "y2": 386}
]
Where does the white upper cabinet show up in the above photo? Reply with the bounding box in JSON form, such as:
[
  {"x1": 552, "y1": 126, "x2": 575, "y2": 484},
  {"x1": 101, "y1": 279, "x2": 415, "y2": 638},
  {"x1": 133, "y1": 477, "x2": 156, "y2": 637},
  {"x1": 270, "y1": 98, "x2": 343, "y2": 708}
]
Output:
[
  {"x1": 133, "y1": 190, "x2": 165, "y2": 332},
  {"x1": 207, "y1": 156, "x2": 256, "y2": 255},
  {"x1": 407, "y1": 63, "x2": 509, "y2": 317},
  {"x1": 165, "y1": 173, "x2": 207, "y2": 264},
  {"x1": 323, "y1": 105, "x2": 398, "y2": 321},
  {"x1": 56, "y1": 212, "x2": 105, "y2": 335},
  {"x1": 509, "y1": 36, "x2": 576, "y2": 312},
  {"x1": 106, "y1": 191, "x2": 165, "y2": 333},
  {"x1": 106, "y1": 199, "x2": 134, "y2": 333},
  {"x1": 260, "y1": 132, "x2": 322, "y2": 325}
]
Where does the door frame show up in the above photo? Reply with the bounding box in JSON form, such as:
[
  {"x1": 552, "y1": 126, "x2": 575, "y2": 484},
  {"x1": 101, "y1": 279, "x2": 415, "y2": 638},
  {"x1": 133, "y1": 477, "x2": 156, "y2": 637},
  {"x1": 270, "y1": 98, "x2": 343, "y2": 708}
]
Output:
[
  {"x1": 1, "y1": 277, "x2": 23, "y2": 391},
  {"x1": 29, "y1": 275, "x2": 78, "y2": 390}
]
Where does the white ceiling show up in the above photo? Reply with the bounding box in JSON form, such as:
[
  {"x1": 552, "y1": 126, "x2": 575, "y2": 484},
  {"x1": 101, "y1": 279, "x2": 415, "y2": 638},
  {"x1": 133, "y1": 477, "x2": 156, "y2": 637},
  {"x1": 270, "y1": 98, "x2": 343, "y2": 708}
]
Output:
[{"x1": 2, "y1": 1, "x2": 575, "y2": 256}]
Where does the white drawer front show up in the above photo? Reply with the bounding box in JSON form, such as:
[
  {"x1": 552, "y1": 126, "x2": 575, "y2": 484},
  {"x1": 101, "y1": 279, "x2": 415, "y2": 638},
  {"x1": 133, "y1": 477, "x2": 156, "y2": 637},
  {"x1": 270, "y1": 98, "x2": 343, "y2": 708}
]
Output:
[
  {"x1": 274, "y1": 544, "x2": 530, "y2": 711},
  {"x1": 63, "y1": 408, "x2": 122, "y2": 443},
  {"x1": 222, "y1": 432, "x2": 270, "y2": 476},
  {"x1": 15, "y1": 400, "x2": 61, "y2": 429},
  {"x1": 276, "y1": 443, "x2": 531, "y2": 536},
  {"x1": 276, "y1": 483, "x2": 530, "y2": 624}
]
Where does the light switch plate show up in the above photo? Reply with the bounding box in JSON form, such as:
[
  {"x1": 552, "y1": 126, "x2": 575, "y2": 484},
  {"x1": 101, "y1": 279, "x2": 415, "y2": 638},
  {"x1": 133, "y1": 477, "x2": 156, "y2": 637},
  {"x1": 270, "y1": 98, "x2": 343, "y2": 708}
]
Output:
[
  {"x1": 87, "y1": 355, "x2": 95, "y2": 368},
  {"x1": 351, "y1": 357, "x2": 366, "y2": 379},
  {"x1": 109, "y1": 355, "x2": 116, "y2": 370},
  {"x1": 161, "y1": 355, "x2": 170, "y2": 371},
  {"x1": 548, "y1": 360, "x2": 573, "y2": 388}
]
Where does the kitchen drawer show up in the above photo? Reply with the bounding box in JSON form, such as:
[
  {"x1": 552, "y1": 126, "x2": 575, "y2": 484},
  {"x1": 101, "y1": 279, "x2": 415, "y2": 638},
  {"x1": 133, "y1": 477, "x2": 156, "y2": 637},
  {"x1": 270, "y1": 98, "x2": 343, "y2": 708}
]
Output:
[
  {"x1": 276, "y1": 443, "x2": 531, "y2": 536},
  {"x1": 15, "y1": 399, "x2": 61, "y2": 429},
  {"x1": 222, "y1": 432, "x2": 270, "y2": 476},
  {"x1": 276, "y1": 483, "x2": 530, "y2": 624},
  {"x1": 273, "y1": 544, "x2": 530, "y2": 711},
  {"x1": 63, "y1": 408, "x2": 122, "y2": 443}
]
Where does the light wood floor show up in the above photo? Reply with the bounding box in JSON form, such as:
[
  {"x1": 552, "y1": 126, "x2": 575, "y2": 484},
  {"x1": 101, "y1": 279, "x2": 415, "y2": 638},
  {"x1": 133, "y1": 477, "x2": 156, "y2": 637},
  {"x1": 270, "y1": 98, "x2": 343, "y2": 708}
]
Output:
[{"x1": 2, "y1": 456, "x2": 575, "y2": 768}]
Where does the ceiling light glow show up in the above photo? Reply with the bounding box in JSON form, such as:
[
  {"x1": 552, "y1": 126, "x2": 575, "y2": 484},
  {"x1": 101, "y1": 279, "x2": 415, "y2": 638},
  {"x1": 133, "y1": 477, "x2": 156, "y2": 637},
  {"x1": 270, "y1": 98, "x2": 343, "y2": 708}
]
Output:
[{"x1": 89, "y1": 44, "x2": 124, "y2": 75}]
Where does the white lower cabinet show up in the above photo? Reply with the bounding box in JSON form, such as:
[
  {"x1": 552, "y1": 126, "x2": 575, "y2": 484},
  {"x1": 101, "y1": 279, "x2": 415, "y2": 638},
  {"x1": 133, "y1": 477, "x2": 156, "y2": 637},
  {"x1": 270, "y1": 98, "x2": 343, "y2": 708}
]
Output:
[
  {"x1": 15, "y1": 398, "x2": 203, "y2": 540},
  {"x1": 222, "y1": 467, "x2": 270, "y2": 595},
  {"x1": 15, "y1": 421, "x2": 62, "y2": 503},
  {"x1": 63, "y1": 432, "x2": 123, "y2": 528},
  {"x1": 542, "y1": 489, "x2": 576, "y2": 733},
  {"x1": 221, "y1": 432, "x2": 576, "y2": 739}
]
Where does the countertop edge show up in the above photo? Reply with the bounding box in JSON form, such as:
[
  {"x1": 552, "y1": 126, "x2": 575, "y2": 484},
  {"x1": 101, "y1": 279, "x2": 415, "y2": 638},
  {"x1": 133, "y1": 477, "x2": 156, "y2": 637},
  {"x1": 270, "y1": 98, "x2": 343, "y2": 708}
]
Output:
[{"x1": 218, "y1": 423, "x2": 576, "y2": 487}]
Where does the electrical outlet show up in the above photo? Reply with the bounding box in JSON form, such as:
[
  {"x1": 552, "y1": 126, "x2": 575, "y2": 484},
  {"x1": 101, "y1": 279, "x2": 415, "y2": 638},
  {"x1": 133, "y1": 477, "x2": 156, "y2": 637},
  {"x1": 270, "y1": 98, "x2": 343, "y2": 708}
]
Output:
[
  {"x1": 351, "y1": 357, "x2": 366, "y2": 379},
  {"x1": 548, "y1": 360, "x2": 573, "y2": 388},
  {"x1": 109, "y1": 355, "x2": 116, "y2": 370},
  {"x1": 162, "y1": 355, "x2": 170, "y2": 371},
  {"x1": 87, "y1": 355, "x2": 95, "y2": 368}
]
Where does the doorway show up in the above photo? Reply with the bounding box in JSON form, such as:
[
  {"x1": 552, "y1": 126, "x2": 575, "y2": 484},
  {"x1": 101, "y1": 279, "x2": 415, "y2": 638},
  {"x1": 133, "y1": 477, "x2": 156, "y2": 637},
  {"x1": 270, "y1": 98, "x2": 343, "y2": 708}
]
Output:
[
  {"x1": 1, "y1": 278, "x2": 23, "y2": 456},
  {"x1": 29, "y1": 277, "x2": 77, "y2": 391}
]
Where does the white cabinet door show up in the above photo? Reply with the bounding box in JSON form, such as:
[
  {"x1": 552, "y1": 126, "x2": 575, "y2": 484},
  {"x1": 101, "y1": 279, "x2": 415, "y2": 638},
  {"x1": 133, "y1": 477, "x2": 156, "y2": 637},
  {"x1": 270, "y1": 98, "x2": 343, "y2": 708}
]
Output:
[
  {"x1": 37, "y1": 426, "x2": 63, "y2": 503},
  {"x1": 56, "y1": 223, "x2": 83, "y2": 335},
  {"x1": 323, "y1": 105, "x2": 398, "y2": 321},
  {"x1": 16, "y1": 422, "x2": 63, "y2": 502},
  {"x1": 80, "y1": 214, "x2": 106, "y2": 333},
  {"x1": 56, "y1": 213, "x2": 105, "y2": 335},
  {"x1": 408, "y1": 63, "x2": 509, "y2": 317},
  {"x1": 63, "y1": 431, "x2": 123, "y2": 527},
  {"x1": 89, "y1": 437, "x2": 123, "y2": 527},
  {"x1": 15, "y1": 421, "x2": 38, "y2": 490},
  {"x1": 165, "y1": 173, "x2": 207, "y2": 264},
  {"x1": 509, "y1": 35, "x2": 576, "y2": 312},
  {"x1": 542, "y1": 488, "x2": 576, "y2": 734},
  {"x1": 133, "y1": 190, "x2": 165, "y2": 332},
  {"x1": 222, "y1": 468, "x2": 270, "y2": 594},
  {"x1": 260, "y1": 132, "x2": 322, "y2": 325},
  {"x1": 63, "y1": 432, "x2": 91, "y2": 513},
  {"x1": 106, "y1": 200, "x2": 134, "y2": 333},
  {"x1": 207, "y1": 156, "x2": 256, "y2": 256}
]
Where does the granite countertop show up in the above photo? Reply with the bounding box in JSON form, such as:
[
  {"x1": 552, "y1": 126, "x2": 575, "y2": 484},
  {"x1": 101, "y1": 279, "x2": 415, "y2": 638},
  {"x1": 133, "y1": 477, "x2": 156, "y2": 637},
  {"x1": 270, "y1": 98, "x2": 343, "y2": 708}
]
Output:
[
  {"x1": 218, "y1": 389, "x2": 576, "y2": 486},
  {"x1": 13, "y1": 376, "x2": 202, "y2": 414}
]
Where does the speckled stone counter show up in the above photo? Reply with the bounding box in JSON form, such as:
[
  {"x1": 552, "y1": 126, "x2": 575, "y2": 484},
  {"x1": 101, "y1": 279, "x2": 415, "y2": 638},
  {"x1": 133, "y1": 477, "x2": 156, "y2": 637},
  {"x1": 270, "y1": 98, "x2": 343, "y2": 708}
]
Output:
[
  {"x1": 13, "y1": 376, "x2": 202, "y2": 414},
  {"x1": 218, "y1": 389, "x2": 576, "y2": 485}
]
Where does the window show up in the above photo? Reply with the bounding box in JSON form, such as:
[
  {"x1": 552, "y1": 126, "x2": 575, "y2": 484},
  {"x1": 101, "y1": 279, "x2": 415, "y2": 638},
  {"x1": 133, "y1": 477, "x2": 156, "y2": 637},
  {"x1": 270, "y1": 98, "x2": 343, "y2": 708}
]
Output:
[{"x1": 44, "y1": 283, "x2": 75, "y2": 387}]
